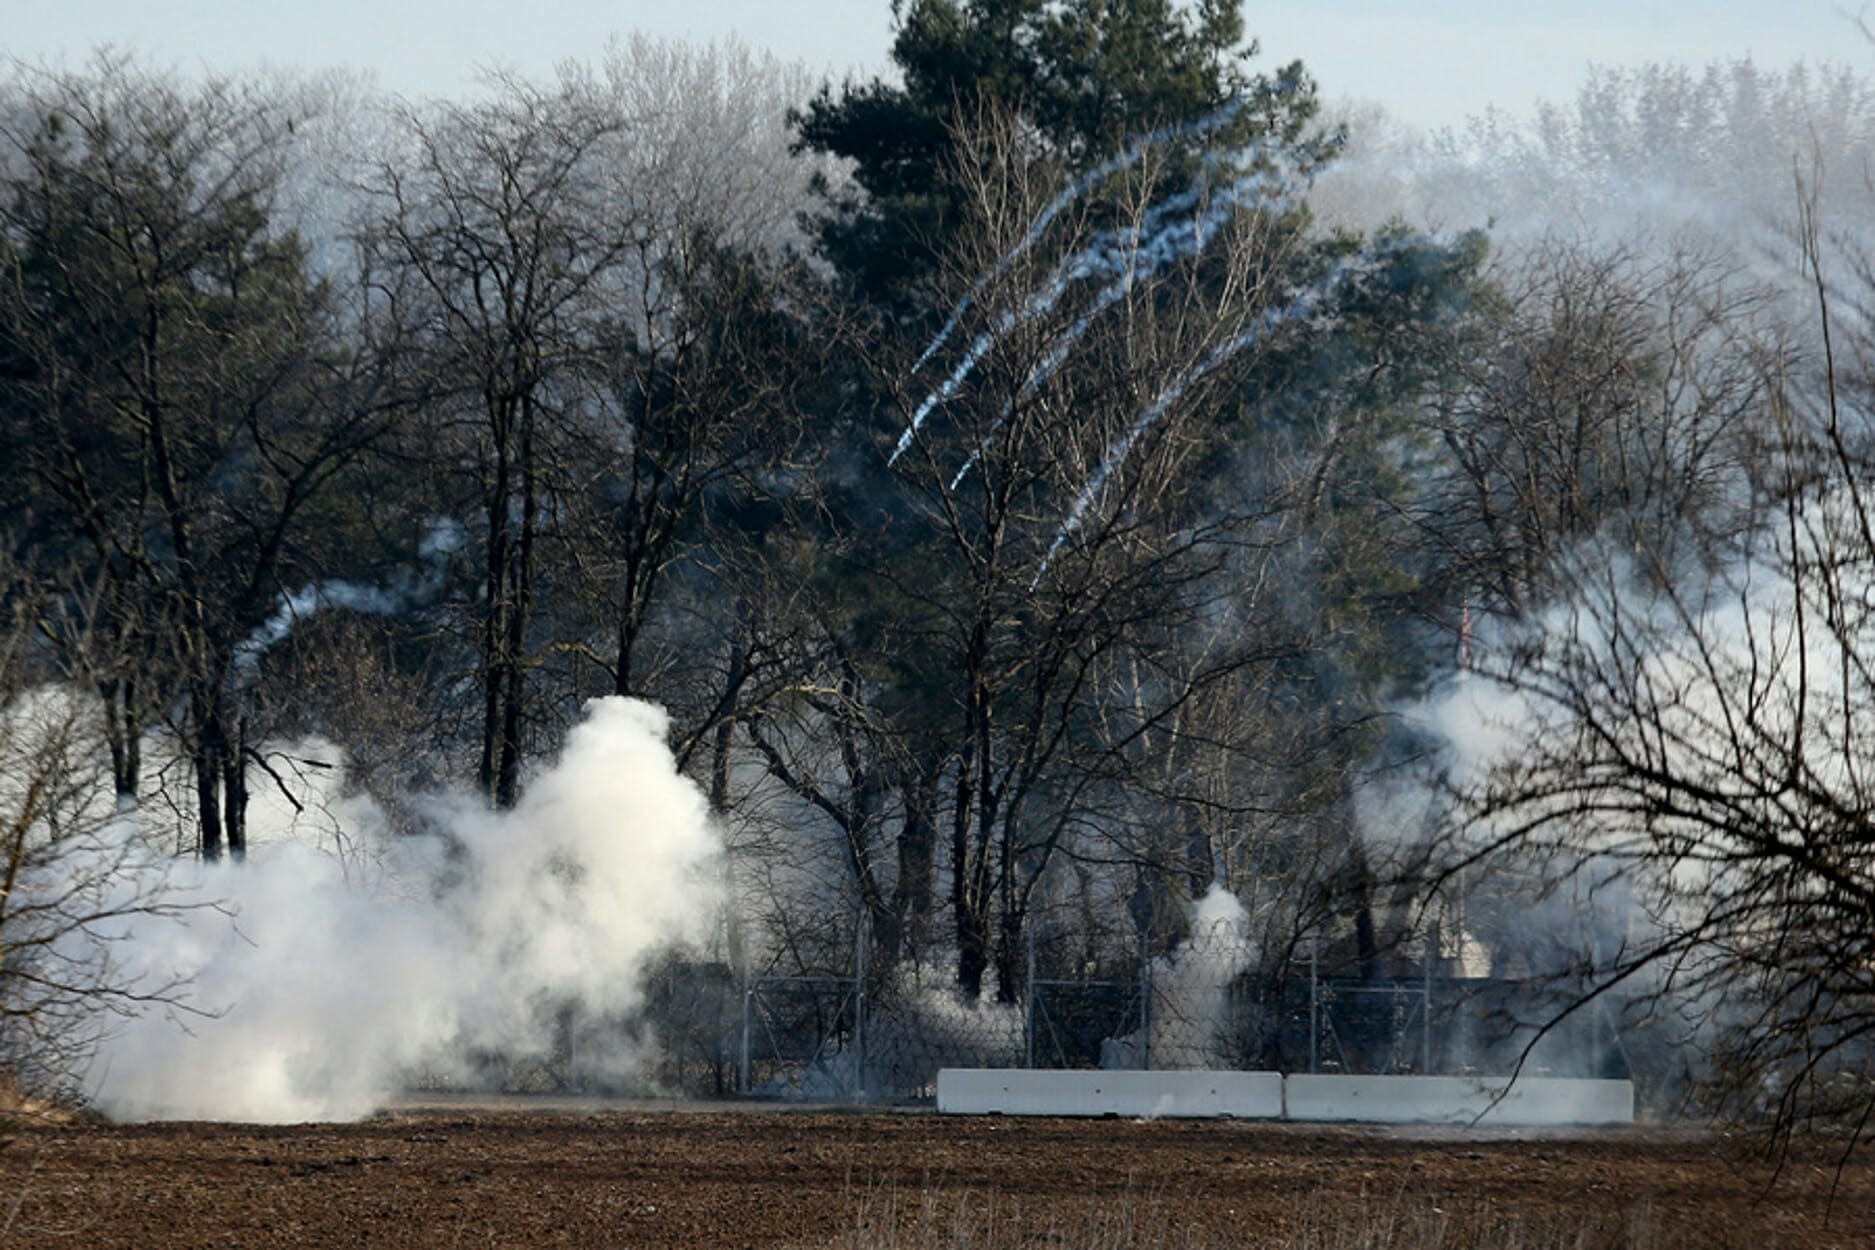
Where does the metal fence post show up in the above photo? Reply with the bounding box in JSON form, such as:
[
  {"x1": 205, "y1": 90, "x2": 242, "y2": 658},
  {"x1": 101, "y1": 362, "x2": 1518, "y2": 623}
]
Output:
[
  {"x1": 853, "y1": 906, "x2": 868, "y2": 1100},
  {"x1": 1422, "y1": 935, "x2": 1434, "y2": 1075},
  {"x1": 1024, "y1": 921, "x2": 1037, "y2": 1069},
  {"x1": 739, "y1": 982, "x2": 752, "y2": 1095},
  {"x1": 566, "y1": 1003, "x2": 578, "y2": 1093},
  {"x1": 1308, "y1": 936, "x2": 1319, "y2": 1075},
  {"x1": 1140, "y1": 937, "x2": 1153, "y2": 1071}
]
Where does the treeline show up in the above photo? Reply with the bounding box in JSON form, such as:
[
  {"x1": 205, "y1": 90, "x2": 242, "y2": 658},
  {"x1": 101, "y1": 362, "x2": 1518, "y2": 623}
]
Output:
[{"x1": 3, "y1": 2, "x2": 1872, "y2": 1116}]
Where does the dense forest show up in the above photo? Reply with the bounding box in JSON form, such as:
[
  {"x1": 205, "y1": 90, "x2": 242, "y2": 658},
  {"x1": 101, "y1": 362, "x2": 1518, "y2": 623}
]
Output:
[{"x1": 2, "y1": 2, "x2": 1874, "y2": 1129}]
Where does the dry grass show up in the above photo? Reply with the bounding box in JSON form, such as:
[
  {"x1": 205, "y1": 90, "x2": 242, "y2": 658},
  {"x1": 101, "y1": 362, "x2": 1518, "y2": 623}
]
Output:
[
  {"x1": 838, "y1": 1183, "x2": 1761, "y2": 1250},
  {"x1": 0, "y1": 1073, "x2": 79, "y2": 1128}
]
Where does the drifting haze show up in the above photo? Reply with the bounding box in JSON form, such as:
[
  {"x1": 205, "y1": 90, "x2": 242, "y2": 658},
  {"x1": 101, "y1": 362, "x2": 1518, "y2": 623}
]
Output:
[{"x1": 4, "y1": 2, "x2": 1858, "y2": 131}]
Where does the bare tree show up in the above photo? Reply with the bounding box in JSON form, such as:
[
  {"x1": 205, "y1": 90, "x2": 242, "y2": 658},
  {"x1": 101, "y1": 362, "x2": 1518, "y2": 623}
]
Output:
[
  {"x1": 1409, "y1": 239, "x2": 1771, "y2": 620},
  {"x1": 363, "y1": 73, "x2": 640, "y2": 808},
  {"x1": 1432, "y1": 194, "x2": 1875, "y2": 1138},
  {"x1": 0, "y1": 57, "x2": 399, "y2": 860},
  {"x1": 0, "y1": 558, "x2": 194, "y2": 1100}
]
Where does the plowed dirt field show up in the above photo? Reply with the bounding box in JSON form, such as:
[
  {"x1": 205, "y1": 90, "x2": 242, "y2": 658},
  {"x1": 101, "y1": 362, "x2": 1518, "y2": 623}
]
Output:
[{"x1": 0, "y1": 1103, "x2": 1868, "y2": 1247}]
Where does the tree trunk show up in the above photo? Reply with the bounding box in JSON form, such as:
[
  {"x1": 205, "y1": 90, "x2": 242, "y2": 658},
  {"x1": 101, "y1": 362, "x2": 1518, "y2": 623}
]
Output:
[
  {"x1": 955, "y1": 908, "x2": 990, "y2": 1001},
  {"x1": 951, "y1": 766, "x2": 989, "y2": 1000},
  {"x1": 613, "y1": 556, "x2": 645, "y2": 699},
  {"x1": 890, "y1": 760, "x2": 939, "y2": 967},
  {"x1": 99, "y1": 676, "x2": 141, "y2": 807},
  {"x1": 494, "y1": 402, "x2": 539, "y2": 811},
  {"x1": 194, "y1": 695, "x2": 225, "y2": 863},
  {"x1": 994, "y1": 906, "x2": 1023, "y2": 1006},
  {"x1": 478, "y1": 396, "x2": 514, "y2": 806},
  {"x1": 223, "y1": 711, "x2": 248, "y2": 863},
  {"x1": 1184, "y1": 807, "x2": 1215, "y2": 897}
]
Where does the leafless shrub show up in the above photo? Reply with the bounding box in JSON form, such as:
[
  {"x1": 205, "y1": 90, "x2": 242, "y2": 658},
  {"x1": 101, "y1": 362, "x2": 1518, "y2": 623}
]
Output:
[{"x1": 0, "y1": 560, "x2": 198, "y2": 1105}]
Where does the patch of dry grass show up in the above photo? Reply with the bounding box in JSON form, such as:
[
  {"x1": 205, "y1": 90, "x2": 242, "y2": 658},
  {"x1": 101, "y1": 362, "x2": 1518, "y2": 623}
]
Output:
[
  {"x1": 0, "y1": 1073, "x2": 79, "y2": 1127},
  {"x1": 838, "y1": 1184, "x2": 1761, "y2": 1250}
]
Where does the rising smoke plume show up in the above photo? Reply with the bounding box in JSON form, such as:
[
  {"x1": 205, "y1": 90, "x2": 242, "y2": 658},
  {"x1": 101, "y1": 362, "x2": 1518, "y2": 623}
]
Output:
[
  {"x1": 64, "y1": 696, "x2": 720, "y2": 1122},
  {"x1": 1099, "y1": 885, "x2": 1256, "y2": 1071}
]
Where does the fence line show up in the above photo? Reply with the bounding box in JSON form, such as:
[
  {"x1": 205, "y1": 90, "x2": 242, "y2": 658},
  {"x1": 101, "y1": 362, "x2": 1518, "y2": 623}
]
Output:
[
  {"x1": 719, "y1": 916, "x2": 1625, "y2": 1101},
  {"x1": 403, "y1": 915, "x2": 1632, "y2": 1101}
]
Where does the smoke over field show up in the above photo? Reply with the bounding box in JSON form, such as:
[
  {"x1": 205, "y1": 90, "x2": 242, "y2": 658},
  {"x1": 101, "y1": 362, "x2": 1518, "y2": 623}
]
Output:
[
  {"x1": 5, "y1": 0, "x2": 1875, "y2": 1147},
  {"x1": 73, "y1": 698, "x2": 720, "y2": 1122}
]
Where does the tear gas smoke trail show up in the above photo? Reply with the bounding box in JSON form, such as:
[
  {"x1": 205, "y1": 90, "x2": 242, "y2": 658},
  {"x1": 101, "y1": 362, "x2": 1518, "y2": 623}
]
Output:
[
  {"x1": 1033, "y1": 250, "x2": 1385, "y2": 586},
  {"x1": 896, "y1": 165, "x2": 1277, "y2": 466},
  {"x1": 895, "y1": 74, "x2": 1332, "y2": 463},
  {"x1": 894, "y1": 294, "x2": 1060, "y2": 465},
  {"x1": 895, "y1": 160, "x2": 1307, "y2": 468},
  {"x1": 950, "y1": 173, "x2": 1308, "y2": 489},
  {"x1": 75, "y1": 696, "x2": 720, "y2": 1123},
  {"x1": 235, "y1": 518, "x2": 466, "y2": 671},
  {"x1": 944, "y1": 187, "x2": 1240, "y2": 488},
  {"x1": 908, "y1": 94, "x2": 1263, "y2": 377},
  {"x1": 1025, "y1": 174, "x2": 1301, "y2": 388}
]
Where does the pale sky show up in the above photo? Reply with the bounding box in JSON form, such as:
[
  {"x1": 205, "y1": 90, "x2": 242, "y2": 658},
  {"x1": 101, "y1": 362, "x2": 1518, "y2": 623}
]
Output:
[{"x1": 3, "y1": 1, "x2": 1866, "y2": 129}]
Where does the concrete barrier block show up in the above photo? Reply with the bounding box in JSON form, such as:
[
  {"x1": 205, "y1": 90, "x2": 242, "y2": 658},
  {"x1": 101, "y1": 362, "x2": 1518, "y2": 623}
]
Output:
[
  {"x1": 1282, "y1": 1075, "x2": 1633, "y2": 1126},
  {"x1": 935, "y1": 1069, "x2": 1284, "y2": 1119}
]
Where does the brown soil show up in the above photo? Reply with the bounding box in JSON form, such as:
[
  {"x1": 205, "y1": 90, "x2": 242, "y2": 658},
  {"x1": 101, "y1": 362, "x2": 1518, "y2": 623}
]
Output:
[{"x1": 0, "y1": 1103, "x2": 1866, "y2": 1248}]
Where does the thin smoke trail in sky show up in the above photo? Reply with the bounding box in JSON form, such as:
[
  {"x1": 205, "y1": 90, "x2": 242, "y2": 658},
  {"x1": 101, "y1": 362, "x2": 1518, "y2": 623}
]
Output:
[
  {"x1": 948, "y1": 204, "x2": 1232, "y2": 487},
  {"x1": 892, "y1": 277, "x2": 1072, "y2": 464},
  {"x1": 1031, "y1": 251, "x2": 1386, "y2": 586},
  {"x1": 894, "y1": 193, "x2": 1189, "y2": 466},
  {"x1": 1031, "y1": 296, "x2": 1309, "y2": 584},
  {"x1": 235, "y1": 519, "x2": 465, "y2": 672},
  {"x1": 948, "y1": 172, "x2": 1305, "y2": 488},
  {"x1": 897, "y1": 160, "x2": 1306, "y2": 468},
  {"x1": 897, "y1": 76, "x2": 1330, "y2": 460},
  {"x1": 907, "y1": 95, "x2": 1260, "y2": 378}
]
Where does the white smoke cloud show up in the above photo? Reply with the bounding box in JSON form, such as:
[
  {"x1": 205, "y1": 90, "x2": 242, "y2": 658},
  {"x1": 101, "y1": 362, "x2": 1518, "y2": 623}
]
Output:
[
  {"x1": 1101, "y1": 885, "x2": 1257, "y2": 1071},
  {"x1": 73, "y1": 696, "x2": 720, "y2": 1122}
]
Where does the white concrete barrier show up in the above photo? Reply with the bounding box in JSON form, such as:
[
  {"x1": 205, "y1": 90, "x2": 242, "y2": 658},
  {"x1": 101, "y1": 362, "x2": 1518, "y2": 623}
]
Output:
[
  {"x1": 935, "y1": 1069, "x2": 1284, "y2": 1119},
  {"x1": 935, "y1": 1070, "x2": 1634, "y2": 1125},
  {"x1": 1282, "y1": 1075, "x2": 1633, "y2": 1126}
]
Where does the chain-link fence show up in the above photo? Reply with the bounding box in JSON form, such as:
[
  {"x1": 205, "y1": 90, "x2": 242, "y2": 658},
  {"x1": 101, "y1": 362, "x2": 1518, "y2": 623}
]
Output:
[
  {"x1": 720, "y1": 919, "x2": 1633, "y2": 1100},
  {"x1": 740, "y1": 975, "x2": 864, "y2": 1097},
  {"x1": 397, "y1": 905, "x2": 1629, "y2": 1101}
]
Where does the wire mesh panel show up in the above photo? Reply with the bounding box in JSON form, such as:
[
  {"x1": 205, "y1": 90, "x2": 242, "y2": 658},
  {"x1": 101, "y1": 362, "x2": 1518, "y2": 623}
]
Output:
[
  {"x1": 400, "y1": 1004, "x2": 580, "y2": 1095},
  {"x1": 727, "y1": 903, "x2": 1640, "y2": 1102},
  {"x1": 637, "y1": 957, "x2": 742, "y2": 1095},
  {"x1": 742, "y1": 976, "x2": 861, "y2": 1098},
  {"x1": 1310, "y1": 980, "x2": 1432, "y2": 1075},
  {"x1": 1138, "y1": 916, "x2": 1259, "y2": 1069},
  {"x1": 1028, "y1": 979, "x2": 1142, "y2": 1068},
  {"x1": 860, "y1": 979, "x2": 1025, "y2": 1099},
  {"x1": 1430, "y1": 977, "x2": 1632, "y2": 1079}
]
